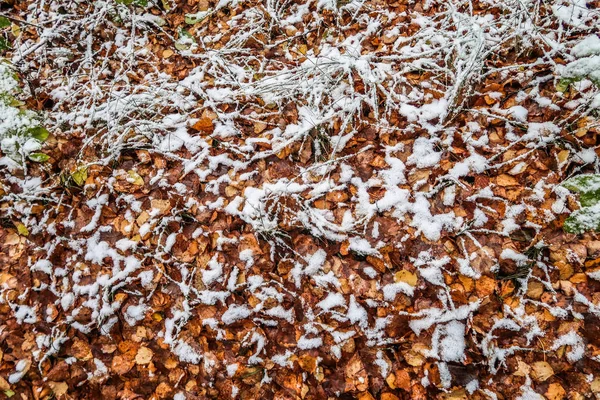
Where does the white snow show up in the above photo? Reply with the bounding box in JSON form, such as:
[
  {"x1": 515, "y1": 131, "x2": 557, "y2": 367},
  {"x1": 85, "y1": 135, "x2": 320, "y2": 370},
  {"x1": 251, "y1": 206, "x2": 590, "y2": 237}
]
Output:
[
  {"x1": 317, "y1": 292, "x2": 346, "y2": 311},
  {"x1": 222, "y1": 305, "x2": 252, "y2": 325}
]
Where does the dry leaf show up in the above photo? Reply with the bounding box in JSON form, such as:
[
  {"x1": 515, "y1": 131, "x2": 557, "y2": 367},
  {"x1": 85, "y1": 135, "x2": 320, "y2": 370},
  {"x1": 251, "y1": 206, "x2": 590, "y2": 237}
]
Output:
[
  {"x1": 531, "y1": 361, "x2": 554, "y2": 382},
  {"x1": 394, "y1": 370, "x2": 411, "y2": 391},
  {"x1": 545, "y1": 383, "x2": 566, "y2": 400},
  {"x1": 192, "y1": 117, "x2": 214, "y2": 133},
  {"x1": 48, "y1": 382, "x2": 69, "y2": 397},
  {"x1": 0, "y1": 376, "x2": 9, "y2": 391},
  {"x1": 496, "y1": 174, "x2": 519, "y2": 187},
  {"x1": 71, "y1": 339, "x2": 93, "y2": 361},
  {"x1": 394, "y1": 270, "x2": 418, "y2": 287},
  {"x1": 112, "y1": 355, "x2": 135, "y2": 375},
  {"x1": 135, "y1": 346, "x2": 153, "y2": 365}
]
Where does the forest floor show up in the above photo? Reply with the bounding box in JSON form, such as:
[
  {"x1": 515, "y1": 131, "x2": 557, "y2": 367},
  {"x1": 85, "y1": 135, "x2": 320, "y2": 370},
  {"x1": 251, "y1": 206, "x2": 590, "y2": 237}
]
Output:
[{"x1": 1, "y1": 0, "x2": 600, "y2": 399}]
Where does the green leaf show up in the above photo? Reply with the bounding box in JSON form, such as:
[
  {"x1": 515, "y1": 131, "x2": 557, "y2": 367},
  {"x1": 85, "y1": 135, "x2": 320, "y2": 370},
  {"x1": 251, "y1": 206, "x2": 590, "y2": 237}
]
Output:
[
  {"x1": 0, "y1": 37, "x2": 9, "y2": 51},
  {"x1": 0, "y1": 16, "x2": 10, "y2": 29},
  {"x1": 28, "y1": 152, "x2": 50, "y2": 163},
  {"x1": 71, "y1": 166, "x2": 88, "y2": 186},
  {"x1": 580, "y1": 189, "x2": 600, "y2": 207},
  {"x1": 115, "y1": 0, "x2": 148, "y2": 5},
  {"x1": 8, "y1": 97, "x2": 24, "y2": 107},
  {"x1": 4, "y1": 390, "x2": 15, "y2": 398},
  {"x1": 185, "y1": 11, "x2": 210, "y2": 24},
  {"x1": 28, "y1": 126, "x2": 50, "y2": 142},
  {"x1": 556, "y1": 78, "x2": 573, "y2": 93},
  {"x1": 175, "y1": 29, "x2": 196, "y2": 51},
  {"x1": 563, "y1": 206, "x2": 600, "y2": 234},
  {"x1": 562, "y1": 174, "x2": 600, "y2": 194}
]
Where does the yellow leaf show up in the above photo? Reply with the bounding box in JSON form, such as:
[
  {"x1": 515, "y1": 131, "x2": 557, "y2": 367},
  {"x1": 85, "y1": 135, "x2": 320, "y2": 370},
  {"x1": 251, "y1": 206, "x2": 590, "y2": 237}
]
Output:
[
  {"x1": 127, "y1": 170, "x2": 144, "y2": 186},
  {"x1": 557, "y1": 150, "x2": 570, "y2": 164},
  {"x1": 394, "y1": 270, "x2": 418, "y2": 286},
  {"x1": 152, "y1": 312, "x2": 163, "y2": 321},
  {"x1": 10, "y1": 23, "x2": 20, "y2": 37},
  {"x1": 192, "y1": 117, "x2": 214, "y2": 133},
  {"x1": 526, "y1": 281, "x2": 544, "y2": 299},
  {"x1": 71, "y1": 166, "x2": 88, "y2": 187},
  {"x1": 15, "y1": 222, "x2": 29, "y2": 237},
  {"x1": 385, "y1": 373, "x2": 396, "y2": 389},
  {"x1": 276, "y1": 145, "x2": 293, "y2": 159}
]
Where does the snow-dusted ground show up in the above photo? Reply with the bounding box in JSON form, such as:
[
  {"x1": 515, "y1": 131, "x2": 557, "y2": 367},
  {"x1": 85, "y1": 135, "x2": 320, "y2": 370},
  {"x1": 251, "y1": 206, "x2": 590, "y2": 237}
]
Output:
[{"x1": 1, "y1": 0, "x2": 600, "y2": 398}]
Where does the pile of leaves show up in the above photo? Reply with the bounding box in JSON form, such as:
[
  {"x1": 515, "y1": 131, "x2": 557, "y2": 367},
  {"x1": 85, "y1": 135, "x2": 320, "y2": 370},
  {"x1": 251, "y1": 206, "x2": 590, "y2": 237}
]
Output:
[{"x1": 1, "y1": 0, "x2": 600, "y2": 399}]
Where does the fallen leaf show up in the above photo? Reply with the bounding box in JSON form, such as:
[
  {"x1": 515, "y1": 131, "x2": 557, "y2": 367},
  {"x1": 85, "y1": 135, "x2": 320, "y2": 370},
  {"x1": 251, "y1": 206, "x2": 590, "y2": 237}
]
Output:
[
  {"x1": 112, "y1": 355, "x2": 135, "y2": 375},
  {"x1": 72, "y1": 339, "x2": 93, "y2": 361},
  {"x1": 127, "y1": 170, "x2": 144, "y2": 185},
  {"x1": 0, "y1": 376, "x2": 9, "y2": 391},
  {"x1": 48, "y1": 382, "x2": 69, "y2": 397},
  {"x1": 496, "y1": 174, "x2": 519, "y2": 187},
  {"x1": 192, "y1": 117, "x2": 214, "y2": 133},
  {"x1": 394, "y1": 270, "x2": 418, "y2": 287},
  {"x1": 135, "y1": 346, "x2": 153, "y2": 365},
  {"x1": 531, "y1": 361, "x2": 554, "y2": 382},
  {"x1": 15, "y1": 222, "x2": 28, "y2": 237},
  {"x1": 546, "y1": 382, "x2": 566, "y2": 400}
]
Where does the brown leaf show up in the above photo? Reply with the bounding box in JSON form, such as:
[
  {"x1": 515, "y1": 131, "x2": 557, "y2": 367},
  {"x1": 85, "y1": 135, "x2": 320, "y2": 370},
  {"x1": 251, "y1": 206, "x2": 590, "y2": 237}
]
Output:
[
  {"x1": 366, "y1": 255, "x2": 386, "y2": 273},
  {"x1": 496, "y1": 174, "x2": 519, "y2": 187},
  {"x1": 135, "y1": 346, "x2": 153, "y2": 365},
  {"x1": 357, "y1": 392, "x2": 375, "y2": 400},
  {"x1": 192, "y1": 117, "x2": 214, "y2": 133},
  {"x1": 531, "y1": 361, "x2": 554, "y2": 382},
  {"x1": 298, "y1": 354, "x2": 317, "y2": 374},
  {"x1": 71, "y1": 339, "x2": 93, "y2": 361},
  {"x1": 48, "y1": 381, "x2": 69, "y2": 397},
  {"x1": 345, "y1": 353, "x2": 368, "y2": 392},
  {"x1": 395, "y1": 370, "x2": 411, "y2": 391},
  {"x1": 0, "y1": 376, "x2": 9, "y2": 391},
  {"x1": 112, "y1": 355, "x2": 135, "y2": 375},
  {"x1": 151, "y1": 199, "x2": 171, "y2": 215},
  {"x1": 546, "y1": 382, "x2": 566, "y2": 400}
]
